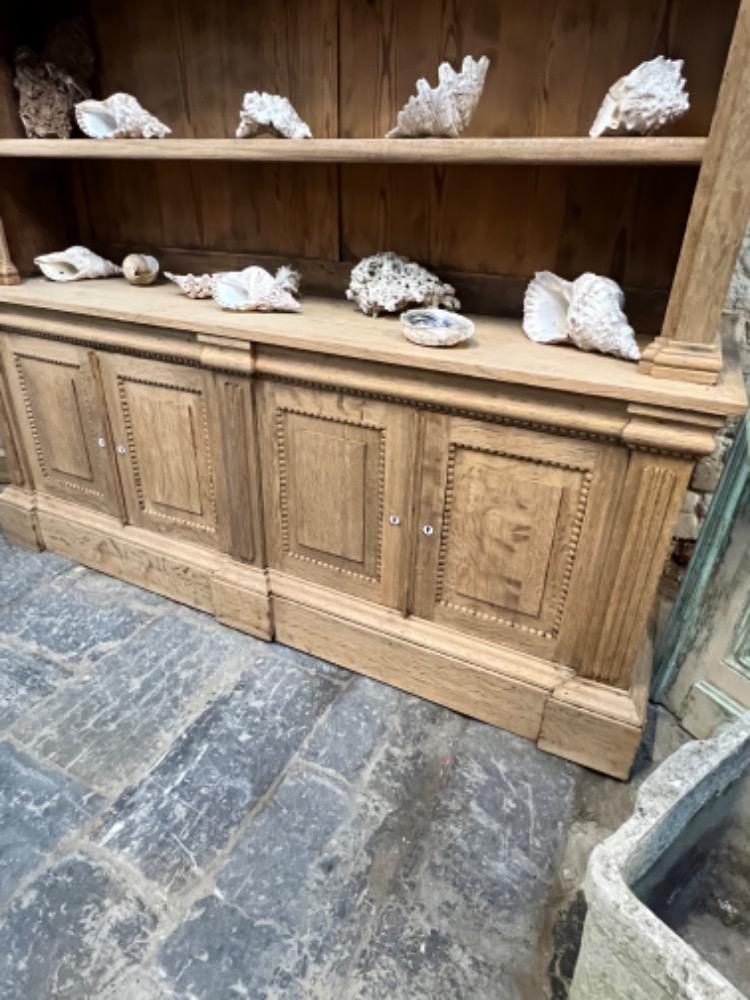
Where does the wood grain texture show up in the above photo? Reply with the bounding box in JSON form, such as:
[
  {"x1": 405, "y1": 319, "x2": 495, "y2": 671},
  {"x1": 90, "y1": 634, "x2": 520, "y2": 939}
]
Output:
[
  {"x1": 0, "y1": 137, "x2": 708, "y2": 164},
  {"x1": 655, "y1": 0, "x2": 750, "y2": 350},
  {"x1": 0, "y1": 280, "x2": 744, "y2": 418}
]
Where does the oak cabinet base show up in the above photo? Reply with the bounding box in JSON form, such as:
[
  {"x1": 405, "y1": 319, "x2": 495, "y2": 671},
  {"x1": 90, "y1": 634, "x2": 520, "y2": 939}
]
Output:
[{"x1": 0, "y1": 485, "x2": 645, "y2": 778}]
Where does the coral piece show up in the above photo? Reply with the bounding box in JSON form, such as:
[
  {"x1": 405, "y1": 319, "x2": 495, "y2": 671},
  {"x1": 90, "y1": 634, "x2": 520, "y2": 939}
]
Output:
[
  {"x1": 34, "y1": 246, "x2": 121, "y2": 282},
  {"x1": 0, "y1": 217, "x2": 21, "y2": 286},
  {"x1": 346, "y1": 252, "x2": 460, "y2": 317},
  {"x1": 400, "y1": 308, "x2": 474, "y2": 347},
  {"x1": 12, "y1": 18, "x2": 94, "y2": 139},
  {"x1": 122, "y1": 253, "x2": 159, "y2": 286},
  {"x1": 386, "y1": 55, "x2": 490, "y2": 139},
  {"x1": 164, "y1": 272, "x2": 215, "y2": 299},
  {"x1": 523, "y1": 271, "x2": 640, "y2": 361},
  {"x1": 75, "y1": 93, "x2": 171, "y2": 139},
  {"x1": 212, "y1": 265, "x2": 301, "y2": 312},
  {"x1": 590, "y1": 56, "x2": 689, "y2": 137},
  {"x1": 235, "y1": 93, "x2": 312, "y2": 139}
]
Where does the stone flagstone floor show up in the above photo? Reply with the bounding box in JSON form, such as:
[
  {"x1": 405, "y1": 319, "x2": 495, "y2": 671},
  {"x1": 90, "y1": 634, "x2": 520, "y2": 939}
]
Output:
[{"x1": 0, "y1": 531, "x2": 690, "y2": 1000}]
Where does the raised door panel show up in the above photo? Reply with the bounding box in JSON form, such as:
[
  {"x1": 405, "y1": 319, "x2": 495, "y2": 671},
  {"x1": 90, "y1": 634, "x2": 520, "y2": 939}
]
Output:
[
  {"x1": 99, "y1": 353, "x2": 226, "y2": 549},
  {"x1": 258, "y1": 381, "x2": 416, "y2": 608},
  {"x1": 0, "y1": 334, "x2": 120, "y2": 515},
  {"x1": 413, "y1": 412, "x2": 627, "y2": 661}
]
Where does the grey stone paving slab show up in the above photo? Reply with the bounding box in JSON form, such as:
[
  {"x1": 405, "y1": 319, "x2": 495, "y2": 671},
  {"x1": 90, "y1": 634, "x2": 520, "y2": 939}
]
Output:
[
  {"x1": 267, "y1": 642, "x2": 352, "y2": 684},
  {"x1": 0, "y1": 853, "x2": 156, "y2": 1000},
  {"x1": 12, "y1": 608, "x2": 267, "y2": 794},
  {"x1": 158, "y1": 701, "x2": 576, "y2": 1000},
  {"x1": 0, "y1": 534, "x2": 72, "y2": 608},
  {"x1": 0, "y1": 643, "x2": 70, "y2": 729},
  {"x1": 95, "y1": 656, "x2": 341, "y2": 893},
  {"x1": 0, "y1": 742, "x2": 100, "y2": 904},
  {"x1": 0, "y1": 566, "x2": 162, "y2": 665}
]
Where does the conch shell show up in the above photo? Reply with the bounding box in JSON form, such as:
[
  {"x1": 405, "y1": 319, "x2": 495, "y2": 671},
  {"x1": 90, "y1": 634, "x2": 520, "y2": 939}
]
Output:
[
  {"x1": 386, "y1": 55, "x2": 489, "y2": 139},
  {"x1": 35, "y1": 245, "x2": 121, "y2": 282},
  {"x1": 523, "y1": 271, "x2": 640, "y2": 361},
  {"x1": 212, "y1": 265, "x2": 301, "y2": 312},
  {"x1": 346, "y1": 252, "x2": 460, "y2": 317},
  {"x1": 590, "y1": 57, "x2": 689, "y2": 137},
  {"x1": 235, "y1": 93, "x2": 312, "y2": 139},
  {"x1": 165, "y1": 272, "x2": 215, "y2": 299},
  {"x1": 400, "y1": 308, "x2": 474, "y2": 347},
  {"x1": 122, "y1": 253, "x2": 159, "y2": 286},
  {"x1": 75, "y1": 93, "x2": 171, "y2": 139}
]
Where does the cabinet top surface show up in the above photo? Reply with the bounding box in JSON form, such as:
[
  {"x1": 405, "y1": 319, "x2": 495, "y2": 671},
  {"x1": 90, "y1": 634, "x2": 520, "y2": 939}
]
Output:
[{"x1": 0, "y1": 278, "x2": 745, "y2": 416}]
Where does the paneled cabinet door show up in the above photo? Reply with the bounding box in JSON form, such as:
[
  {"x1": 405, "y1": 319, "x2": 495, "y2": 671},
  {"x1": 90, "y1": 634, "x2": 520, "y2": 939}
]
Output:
[
  {"x1": 0, "y1": 333, "x2": 121, "y2": 515},
  {"x1": 413, "y1": 412, "x2": 627, "y2": 662},
  {"x1": 258, "y1": 381, "x2": 417, "y2": 609},
  {"x1": 98, "y1": 353, "x2": 227, "y2": 549}
]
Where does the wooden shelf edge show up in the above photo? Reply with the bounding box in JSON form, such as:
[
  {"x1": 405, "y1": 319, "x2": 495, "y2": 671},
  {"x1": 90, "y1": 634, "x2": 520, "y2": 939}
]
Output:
[{"x1": 0, "y1": 136, "x2": 707, "y2": 165}]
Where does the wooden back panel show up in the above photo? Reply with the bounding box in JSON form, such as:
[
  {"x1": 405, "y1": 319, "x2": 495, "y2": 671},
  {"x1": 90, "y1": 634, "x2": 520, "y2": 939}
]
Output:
[{"x1": 0, "y1": 0, "x2": 741, "y2": 327}]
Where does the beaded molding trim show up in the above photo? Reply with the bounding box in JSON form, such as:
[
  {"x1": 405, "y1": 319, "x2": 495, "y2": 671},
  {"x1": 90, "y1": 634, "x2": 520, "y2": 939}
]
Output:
[{"x1": 434, "y1": 442, "x2": 593, "y2": 640}]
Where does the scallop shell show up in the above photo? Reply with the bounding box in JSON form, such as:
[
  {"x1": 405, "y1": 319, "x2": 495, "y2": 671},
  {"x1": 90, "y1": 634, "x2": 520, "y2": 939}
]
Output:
[
  {"x1": 235, "y1": 93, "x2": 312, "y2": 139},
  {"x1": 400, "y1": 308, "x2": 474, "y2": 347},
  {"x1": 566, "y1": 273, "x2": 640, "y2": 361},
  {"x1": 164, "y1": 272, "x2": 215, "y2": 299},
  {"x1": 35, "y1": 245, "x2": 121, "y2": 282},
  {"x1": 590, "y1": 56, "x2": 689, "y2": 137},
  {"x1": 75, "y1": 92, "x2": 171, "y2": 139},
  {"x1": 386, "y1": 55, "x2": 489, "y2": 139},
  {"x1": 346, "y1": 252, "x2": 460, "y2": 317},
  {"x1": 122, "y1": 253, "x2": 159, "y2": 286},
  {"x1": 211, "y1": 265, "x2": 301, "y2": 312},
  {"x1": 522, "y1": 271, "x2": 572, "y2": 344}
]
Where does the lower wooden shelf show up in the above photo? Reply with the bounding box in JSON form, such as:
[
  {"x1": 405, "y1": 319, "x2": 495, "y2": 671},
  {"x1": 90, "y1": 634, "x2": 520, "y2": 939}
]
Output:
[{"x1": 0, "y1": 486, "x2": 646, "y2": 779}]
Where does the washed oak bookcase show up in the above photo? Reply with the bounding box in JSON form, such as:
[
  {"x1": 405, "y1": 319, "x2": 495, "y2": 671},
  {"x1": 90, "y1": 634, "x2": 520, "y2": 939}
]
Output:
[{"x1": 0, "y1": 0, "x2": 747, "y2": 777}]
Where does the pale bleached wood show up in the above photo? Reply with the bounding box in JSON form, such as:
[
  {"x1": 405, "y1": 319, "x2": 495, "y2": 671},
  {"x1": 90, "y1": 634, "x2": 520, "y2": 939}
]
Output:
[
  {"x1": 650, "y1": 0, "x2": 750, "y2": 359},
  {"x1": 0, "y1": 137, "x2": 707, "y2": 164},
  {"x1": 0, "y1": 280, "x2": 744, "y2": 417}
]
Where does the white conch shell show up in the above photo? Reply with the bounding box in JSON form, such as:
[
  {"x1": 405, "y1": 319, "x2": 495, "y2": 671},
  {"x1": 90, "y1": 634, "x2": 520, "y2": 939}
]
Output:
[
  {"x1": 400, "y1": 308, "x2": 474, "y2": 347},
  {"x1": 122, "y1": 253, "x2": 159, "y2": 286},
  {"x1": 235, "y1": 93, "x2": 312, "y2": 139},
  {"x1": 523, "y1": 271, "x2": 640, "y2": 361},
  {"x1": 35, "y1": 245, "x2": 121, "y2": 282},
  {"x1": 211, "y1": 265, "x2": 301, "y2": 312},
  {"x1": 165, "y1": 272, "x2": 215, "y2": 299},
  {"x1": 590, "y1": 57, "x2": 689, "y2": 137},
  {"x1": 386, "y1": 55, "x2": 489, "y2": 138},
  {"x1": 75, "y1": 92, "x2": 171, "y2": 139},
  {"x1": 521, "y1": 271, "x2": 571, "y2": 344},
  {"x1": 346, "y1": 252, "x2": 460, "y2": 317}
]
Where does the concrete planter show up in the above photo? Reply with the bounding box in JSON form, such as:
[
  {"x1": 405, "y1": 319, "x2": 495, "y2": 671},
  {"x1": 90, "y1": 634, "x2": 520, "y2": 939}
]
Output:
[{"x1": 570, "y1": 714, "x2": 750, "y2": 1000}]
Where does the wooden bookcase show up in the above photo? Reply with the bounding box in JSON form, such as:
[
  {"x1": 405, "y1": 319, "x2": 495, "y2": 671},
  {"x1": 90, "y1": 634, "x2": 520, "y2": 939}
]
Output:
[{"x1": 0, "y1": 0, "x2": 747, "y2": 777}]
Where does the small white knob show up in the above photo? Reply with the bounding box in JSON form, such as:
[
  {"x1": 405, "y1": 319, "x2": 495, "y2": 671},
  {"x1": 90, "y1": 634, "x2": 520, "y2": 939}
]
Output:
[
  {"x1": 422, "y1": 524, "x2": 434, "y2": 537},
  {"x1": 389, "y1": 514, "x2": 400, "y2": 526},
  {"x1": 116, "y1": 444, "x2": 127, "y2": 455},
  {"x1": 96, "y1": 437, "x2": 106, "y2": 449}
]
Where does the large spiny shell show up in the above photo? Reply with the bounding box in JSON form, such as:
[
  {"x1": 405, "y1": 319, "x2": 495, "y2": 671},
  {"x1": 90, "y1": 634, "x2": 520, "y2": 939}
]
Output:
[
  {"x1": 235, "y1": 93, "x2": 312, "y2": 139},
  {"x1": 212, "y1": 265, "x2": 301, "y2": 312},
  {"x1": 75, "y1": 93, "x2": 171, "y2": 139},
  {"x1": 386, "y1": 55, "x2": 489, "y2": 139},
  {"x1": 165, "y1": 272, "x2": 215, "y2": 299},
  {"x1": 35, "y1": 245, "x2": 121, "y2": 282},
  {"x1": 590, "y1": 56, "x2": 689, "y2": 137},
  {"x1": 346, "y1": 252, "x2": 460, "y2": 317},
  {"x1": 523, "y1": 271, "x2": 640, "y2": 361}
]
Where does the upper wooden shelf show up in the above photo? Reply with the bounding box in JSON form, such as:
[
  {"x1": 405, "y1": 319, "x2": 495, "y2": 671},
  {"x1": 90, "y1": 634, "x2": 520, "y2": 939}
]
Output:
[
  {"x1": 0, "y1": 137, "x2": 706, "y2": 165},
  {"x1": 0, "y1": 278, "x2": 743, "y2": 416}
]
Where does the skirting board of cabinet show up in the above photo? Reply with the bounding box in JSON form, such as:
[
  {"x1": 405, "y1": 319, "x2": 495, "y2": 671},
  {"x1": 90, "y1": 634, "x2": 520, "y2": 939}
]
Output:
[
  {"x1": 0, "y1": 488, "x2": 272, "y2": 640},
  {"x1": 269, "y1": 573, "x2": 646, "y2": 779}
]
